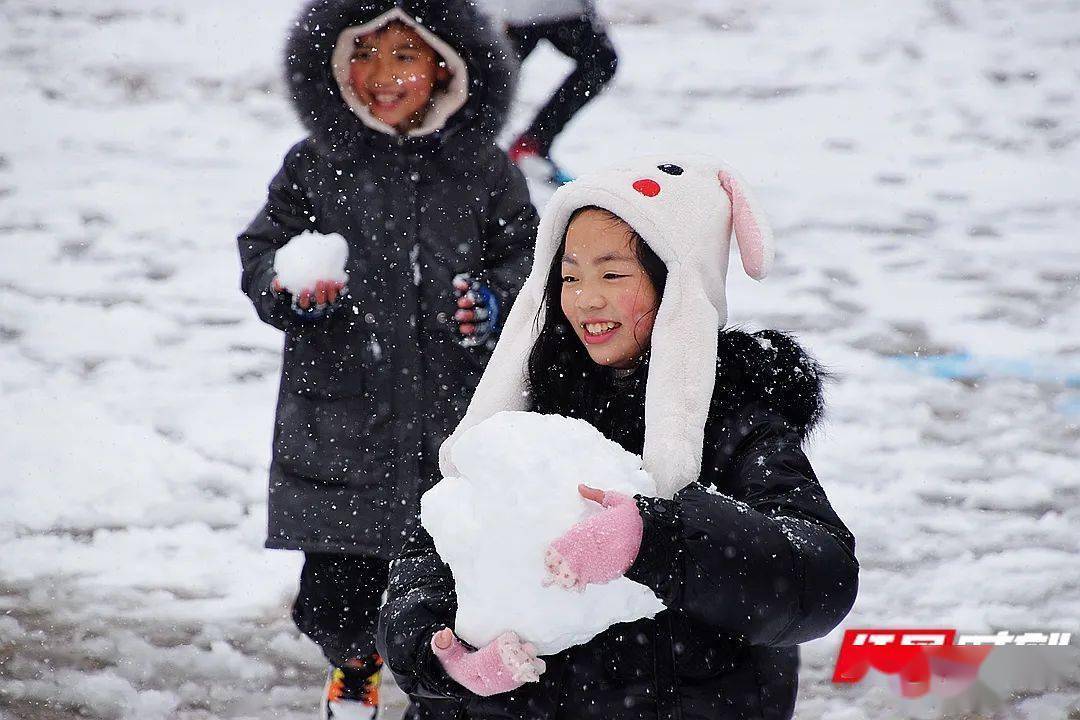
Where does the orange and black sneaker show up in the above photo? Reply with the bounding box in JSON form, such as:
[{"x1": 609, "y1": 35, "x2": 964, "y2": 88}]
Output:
[{"x1": 321, "y1": 654, "x2": 382, "y2": 720}]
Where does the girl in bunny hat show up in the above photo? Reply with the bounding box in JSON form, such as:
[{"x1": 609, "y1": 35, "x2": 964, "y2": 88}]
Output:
[{"x1": 377, "y1": 158, "x2": 859, "y2": 719}]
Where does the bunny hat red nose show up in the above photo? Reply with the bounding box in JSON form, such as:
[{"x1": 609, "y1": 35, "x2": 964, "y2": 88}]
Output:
[{"x1": 632, "y1": 179, "x2": 661, "y2": 197}]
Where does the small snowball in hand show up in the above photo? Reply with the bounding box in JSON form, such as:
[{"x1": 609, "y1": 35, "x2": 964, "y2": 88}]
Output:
[{"x1": 273, "y1": 231, "x2": 349, "y2": 295}]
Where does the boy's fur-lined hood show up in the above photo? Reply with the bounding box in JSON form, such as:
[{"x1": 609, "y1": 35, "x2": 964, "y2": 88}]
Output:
[
  {"x1": 712, "y1": 329, "x2": 826, "y2": 441},
  {"x1": 285, "y1": 0, "x2": 517, "y2": 156}
]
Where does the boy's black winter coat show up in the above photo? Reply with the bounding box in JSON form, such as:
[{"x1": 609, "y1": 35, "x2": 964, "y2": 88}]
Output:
[
  {"x1": 377, "y1": 331, "x2": 859, "y2": 720},
  {"x1": 238, "y1": 0, "x2": 537, "y2": 556}
]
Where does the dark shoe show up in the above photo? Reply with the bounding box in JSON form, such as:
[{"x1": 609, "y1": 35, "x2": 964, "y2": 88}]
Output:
[{"x1": 509, "y1": 134, "x2": 574, "y2": 186}]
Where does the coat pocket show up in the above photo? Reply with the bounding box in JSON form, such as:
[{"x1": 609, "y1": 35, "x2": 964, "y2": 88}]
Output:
[
  {"x1": 275, "y1": 322, "x2": 390, "y2": 485},
  {"x1": 281, "y1": 321, "x2": 383, "y2": 399},
  {"x1": 273, "y1": 391, "x2": 392, "y2": 486}
]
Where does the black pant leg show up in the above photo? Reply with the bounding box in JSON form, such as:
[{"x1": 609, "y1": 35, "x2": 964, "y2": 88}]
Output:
[
  {"x1": 293, "y1": 553, "x2": 463, "y2": 717},
  {"x1": 292, "y1": 552, "x2": 389, "y2": 668},
  {"x1": 517, "y1": 14, "x2": 619, "y2": 153}
]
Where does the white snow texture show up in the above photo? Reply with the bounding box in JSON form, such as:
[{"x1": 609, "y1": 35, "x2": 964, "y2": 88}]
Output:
[
  {"x1": 421, "y1": 411, "x2": 664, "y2": 656},
  {"x1": 272, "y1": 230, "x2": 349, "y2": 293},
  {"x1": 3, "y1": 1, "x2": 1080, "y2": 718}
]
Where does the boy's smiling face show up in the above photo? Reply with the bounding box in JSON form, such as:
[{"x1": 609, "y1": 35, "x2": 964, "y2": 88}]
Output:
[
  {"x1": 560, "y1": 209, "x2": 660, "y2": 369},
  {"x1": 349, "y1": 21, "x2": 448, "y2": 133}
]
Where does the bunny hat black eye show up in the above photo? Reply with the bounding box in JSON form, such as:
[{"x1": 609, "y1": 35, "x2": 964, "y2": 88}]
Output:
[{"x1": 657, "y1": 164, "x2": 684, "y2": 176}]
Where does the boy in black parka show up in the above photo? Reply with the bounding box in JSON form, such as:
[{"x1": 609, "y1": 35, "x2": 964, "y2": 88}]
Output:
[{"x1": 236, "y1": 1, "x2": 536, "y2": 717}]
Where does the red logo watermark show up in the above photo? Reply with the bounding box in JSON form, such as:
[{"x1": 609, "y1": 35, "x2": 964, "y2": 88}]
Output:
[{"x1": 832, "y1": 629, "x2": 1073, "y2": 699}]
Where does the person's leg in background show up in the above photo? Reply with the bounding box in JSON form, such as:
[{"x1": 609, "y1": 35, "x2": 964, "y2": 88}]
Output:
[
  {"x1": 293, "y1": 554, "x2": 462, "y2": 719},
  {"x1": 293, "y1": 553, "x2": 387, "y2": 719},
  {"x1": 507, "y1": 7, "x2": 619, "y2": 175}
]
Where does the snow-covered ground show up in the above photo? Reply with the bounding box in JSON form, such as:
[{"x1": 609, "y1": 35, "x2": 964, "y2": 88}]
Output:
[{"x1": 1, "y1": 1, "x2": 1077, "y2": 718}]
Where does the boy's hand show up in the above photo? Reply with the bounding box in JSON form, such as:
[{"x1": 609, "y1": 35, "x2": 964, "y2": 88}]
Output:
[
  {"x1": 452, "y1": 274, "x2": 499, "y2": 347},
  {"x1": 272, "y1": 277, "x2": 346, "y2": 316},
  {"x1": 543, "y1": 485, "x2": 644, "y2": 592},
  {"x1": 431, "y1": 628, "x2": 545, "y2": 697}
]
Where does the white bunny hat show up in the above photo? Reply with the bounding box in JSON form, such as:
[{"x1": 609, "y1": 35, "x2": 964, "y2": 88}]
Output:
[{"x1": 439, "y1": 157, "x2": 774, "y2": 499}]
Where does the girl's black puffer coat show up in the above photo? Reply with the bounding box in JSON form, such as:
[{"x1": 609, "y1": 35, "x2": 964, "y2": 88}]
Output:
[
  {"x1": 377, "y1": 330, "x2": 859, "y2": 720},
  {"x1": 237, "y1": 0, "x2": 537, "y2": 557}
]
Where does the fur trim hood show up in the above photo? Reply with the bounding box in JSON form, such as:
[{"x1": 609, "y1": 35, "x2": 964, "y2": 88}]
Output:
[
  {"x1": 440, "y1": 157, "x2": 789, "y2": 499},
  {"x1": 285, "y1": 0, "x2": 517, "y2": 155},
  {"x1": 711, "y1": 329, "x2": 825, "y2": 441}
]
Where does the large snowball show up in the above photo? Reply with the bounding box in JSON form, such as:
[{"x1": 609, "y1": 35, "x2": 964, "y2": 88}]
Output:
[
  {"x1": 272, "y1": 231, "x2": 349, "y2": 293},
  {"x1": 421, "y1": 411, "x2": 665, "y2": 656}
]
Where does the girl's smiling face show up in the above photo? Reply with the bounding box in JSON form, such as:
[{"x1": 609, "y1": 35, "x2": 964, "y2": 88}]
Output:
[
  {"x1": 349, "y1": 21, "x2": 448, "y2": 133},
  {"x1": 560, "y1": 209, "x2": 660, "y2": 369}
]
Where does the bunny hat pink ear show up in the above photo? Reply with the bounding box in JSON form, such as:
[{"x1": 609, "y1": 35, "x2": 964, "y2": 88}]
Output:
[
  {"x1": 718, "y1": 167, "x2": 774, "y2": 280},
  {"x1": 440, "y1": 157, "x2": 775, "y2": 499}
]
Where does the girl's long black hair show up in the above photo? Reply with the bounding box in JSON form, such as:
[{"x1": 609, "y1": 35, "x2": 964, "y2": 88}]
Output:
[{"x1": 526, "y1": 207, "x2": 668, "y2": 419}]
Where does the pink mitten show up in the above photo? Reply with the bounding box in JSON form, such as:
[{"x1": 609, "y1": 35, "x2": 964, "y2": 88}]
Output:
[
  {"x1": 431, "y1": 629, "x2": 545, "y2": 697},
  {"x1": 544, "y1": 488, "x2": 644, "y2": 592}
]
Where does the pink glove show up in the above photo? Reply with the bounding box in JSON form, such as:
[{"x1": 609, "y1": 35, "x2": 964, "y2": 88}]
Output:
[
  {"x1": 544, "y1": 485, "x2": 644, "y2": 592},
  {"x1": 430, "y1": 628, "x2": 545, "y2": 697}
]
